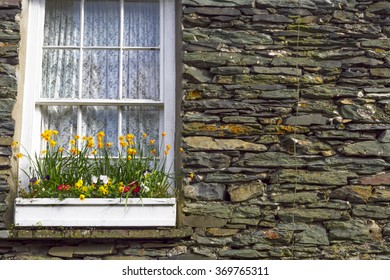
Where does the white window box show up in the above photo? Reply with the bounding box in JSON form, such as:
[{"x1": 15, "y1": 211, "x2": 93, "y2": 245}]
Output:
[{"x1": 14, "y1": 197, "x2": 176, "y2": 227}]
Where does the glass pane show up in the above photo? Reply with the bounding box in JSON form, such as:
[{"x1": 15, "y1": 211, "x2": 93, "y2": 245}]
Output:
[
  {"x1": 82, "y1": 50, "x2": 119, "y2": 99},
  {"x1": 122, "y1": 106, "x2": 160, "y2": 145},
  {"x1": 122, "y1": 50, "x2": 160, "y2": 100},
  {"x1": 84, "y1": 0, "x2": 120, "y2": 46},
  {"x1": 41, "y1": 106, "x2": 78, "y2": 149},
  {"x1": 124, "y1": 0, "x2": 160, "y2": 47},
  {"x1": 44, "y1": 0, "x2": 81, "y2": 46},
  {"x1": 81, "y1": 106, "x2": 118, "y2": 144},
  {"x1": 41, "y1": 49, "x2": 80, "y2": 99}
]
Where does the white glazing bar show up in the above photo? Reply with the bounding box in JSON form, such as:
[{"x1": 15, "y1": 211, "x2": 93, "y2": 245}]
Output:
[
  {"x1": 118, "y1": 0, "x2": 124, "y2": 141},
  {"x1": 36, "y1": 99, "x2": 164, "y2": 106},
  {"x1": 42, "y1": 46, "x2": 159, "y2": 50},
  {"x1": 77, "y1": 0, "x2": 85, "y2": 139}
]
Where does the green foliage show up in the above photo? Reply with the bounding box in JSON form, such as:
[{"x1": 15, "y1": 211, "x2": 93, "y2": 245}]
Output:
[{"x1": 16, "y1": 130, "x2": 174, "y2": 200}]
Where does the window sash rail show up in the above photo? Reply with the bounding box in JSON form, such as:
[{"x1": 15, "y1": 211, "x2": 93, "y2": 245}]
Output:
[{"x1": 35, "y1": 99, "x2": 164, "y2": 107}]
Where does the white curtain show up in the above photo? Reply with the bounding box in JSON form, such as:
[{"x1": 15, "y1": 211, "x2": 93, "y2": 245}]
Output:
[{"x1": 41, "y1": 0, "x2": 160, "y2": 144}]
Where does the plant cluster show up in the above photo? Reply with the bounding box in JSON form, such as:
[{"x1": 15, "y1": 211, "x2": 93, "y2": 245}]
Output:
[{"x1": 13, "y1": 130, "x2": 174, "y2": 200}]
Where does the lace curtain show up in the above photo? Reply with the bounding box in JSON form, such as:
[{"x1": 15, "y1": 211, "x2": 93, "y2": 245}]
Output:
[{"x1": 41, "y1": 0, "x2": 160, "y2": 147}]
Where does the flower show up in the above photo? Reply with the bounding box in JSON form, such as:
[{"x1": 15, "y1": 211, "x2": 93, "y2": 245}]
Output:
[
  {"x1": 99, "y1": 175, "x2": 109, "y2": 185},
  {"x1": 18, "y1": 130, "x2": 174, "y2": 200},
  {"x1": 162, "y1": 132, "x2": 166, "y2": 137},
  {"x1": 11, "y1": 141, "x2": 18, "y2": 148},
  {"x1": 49, "y1": 140, "x2": 57, "y2": 147}
]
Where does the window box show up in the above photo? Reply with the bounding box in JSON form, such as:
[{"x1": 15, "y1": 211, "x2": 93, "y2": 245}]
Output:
[{"x1": 14, "y1": 197, "x2": 176, "y2": 227}]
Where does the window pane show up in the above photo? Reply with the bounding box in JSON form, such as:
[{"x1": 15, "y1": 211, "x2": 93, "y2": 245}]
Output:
[
  {"x1": 122, "y1": 50, "x2": 160, "y2": 100},
  {"x1": 41, "y1": 49, "x2": 80, "y2": 99},
  {"x1": 41, "y1": 106, "x2": 78, "y2": 149},
  {"x1": 44, "y1": 0, "x2": 81, "y2": 46},
  {"x1": 84, "y1": 0, "x2": 120, "y2": 46},
  {"x1": 124, "y1": 0, "x2": 160, "y2": 47},
  {"x1": 122, "y1": 106, "x2": 160, "y2": 144},
  {"x1": 82, "y1": 50, "x2": 119, "y2": 99},
  {"x1": 81, "y1": 106, "x2": 118, "y2": 144}
]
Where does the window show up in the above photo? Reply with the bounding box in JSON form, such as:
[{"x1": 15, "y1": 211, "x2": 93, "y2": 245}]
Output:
[{"x1": 20, "y1": 0, "x2": 176, "y2": 181}]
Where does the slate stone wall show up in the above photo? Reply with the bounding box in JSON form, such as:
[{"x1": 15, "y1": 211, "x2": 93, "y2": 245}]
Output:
[
  {"x1": 0, "y1": 0, "x2": 20, "y2": 229},
  {"x1": 180, "y1": 0, "x2": 390, "y2": 259},
  {"x1": 1, "y1": 0, "x2": 390, "y2": 260}
]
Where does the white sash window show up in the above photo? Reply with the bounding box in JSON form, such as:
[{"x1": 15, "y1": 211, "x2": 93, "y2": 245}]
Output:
[{"x1": 21, "y1": 0, "x2": 175, "y2": 173}]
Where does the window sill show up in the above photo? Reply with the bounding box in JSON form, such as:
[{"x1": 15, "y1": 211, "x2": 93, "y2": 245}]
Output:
[
  {"x1": 14, "y1": 198, "x2": 176, "y2": 227},
  {"x1": 0, "y1": 227, "x2": 192, "y2": 240}
]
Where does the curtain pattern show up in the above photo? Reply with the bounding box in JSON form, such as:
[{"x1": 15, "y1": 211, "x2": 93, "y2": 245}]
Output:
[{"x1": 41, "y1": 0, "x2": 161, "y2": 144}]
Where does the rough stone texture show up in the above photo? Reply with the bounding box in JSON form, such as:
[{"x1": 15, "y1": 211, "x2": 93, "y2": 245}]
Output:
[
  {"x1": 181, "y1": 0, "x2": 390, "y2": 257},
  {"x1": 2, "y1": 0, "x2": 390, "y2": 261},
  {"x1": 0, "y1": 0, "x2": 19, "y2": 230}
]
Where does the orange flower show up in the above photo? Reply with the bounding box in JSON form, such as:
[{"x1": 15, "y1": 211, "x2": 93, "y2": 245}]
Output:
[
  {"x1": 142, "y1": 133, "x2": 147, "y2": 138},
  {"x1": 162, "y1": 132, "x2": 166, "y2": 137},
  {"x1": 150, "y1": 139, "x2": 156, "y2": 145},
  {"x1": 106, "y1": 142, "x2": 113, "y2": 148}
]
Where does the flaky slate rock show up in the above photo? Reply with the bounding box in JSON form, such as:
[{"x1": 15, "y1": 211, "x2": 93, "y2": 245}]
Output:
[
  {"x1": 227, "y1": 181, "x2": 265, "y2": 202},
  {"x1": 340, "y1": 141, "x2": 390, "y2": 157}
]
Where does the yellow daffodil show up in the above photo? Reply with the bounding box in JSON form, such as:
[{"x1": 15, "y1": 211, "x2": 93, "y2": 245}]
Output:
[
  {"x1": 119, "y1": 136, "x2": 125, "y2": 141},
  {"x1": 106, "y1": 142, "x2": 113, "y2": 148},
  {"x1": 142, "y1": 133, "x2": 147, "y2": 138},
  {"x1": 126, "y1": 134, "x2": 134, "y2": 141},
  {"x1": 79, "y1": 194, "x2": 85, "y2": 201},
  {"x1": 41, "y1": 150, "x2": 47, "y2": 155},
  {"x1": 16, "y1": 153, "x2": 23, "y2": 159},
  {"x1": 11, "y1": 141, "x2": 18, "y2": 148},
  {"x1": 87, "y1": 140, "x2": 94, "y2": 148},
  {"x1": 74, "y1": 135, "x2": 80, "y2": 140},
  {"x1": 69, "y1": 139, "x2": 76, "y2": 145},
  {"x1": 58, "y1": 147, "x2": 64, "y2": 153},
  {"x1": 150, "y1": 139, "x2": 155, "y2": 145},
  {"x1": 166, "y1": 144, "x2": 171, "y2": 150},
  {"x1": 49, "y1": 140, "x2": 57, "y2": 147},
  {"x1": 179, "y1": 147, "x2": 184, "y2": 153}
]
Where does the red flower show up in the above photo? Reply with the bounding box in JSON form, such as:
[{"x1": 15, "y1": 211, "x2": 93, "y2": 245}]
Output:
[
  {"x1": 57, "y1": 184, "x2": 71, "y2": 191},
  {"x1": 126, "y1": 181, "x2": 140, "y2": 193},
  {"x1": 123, "y1": 186, "x2": 131, "y2": 193}
]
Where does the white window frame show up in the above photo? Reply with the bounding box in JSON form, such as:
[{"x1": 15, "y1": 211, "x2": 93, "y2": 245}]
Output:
[{"x1": 20, "y1": 0, "x2": 176, "y2": 184}]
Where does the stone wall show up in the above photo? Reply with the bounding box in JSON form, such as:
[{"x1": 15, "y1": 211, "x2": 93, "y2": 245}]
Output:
[
  {"x1": 1, "y1": 0, "x2": 390, "y2": 260},
  {"x1": 0, "y1": 0, "x2": 19, "y2": 229},
  {"x1": 180, "y1": 0, "x2": 390, "y2": 259}
]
